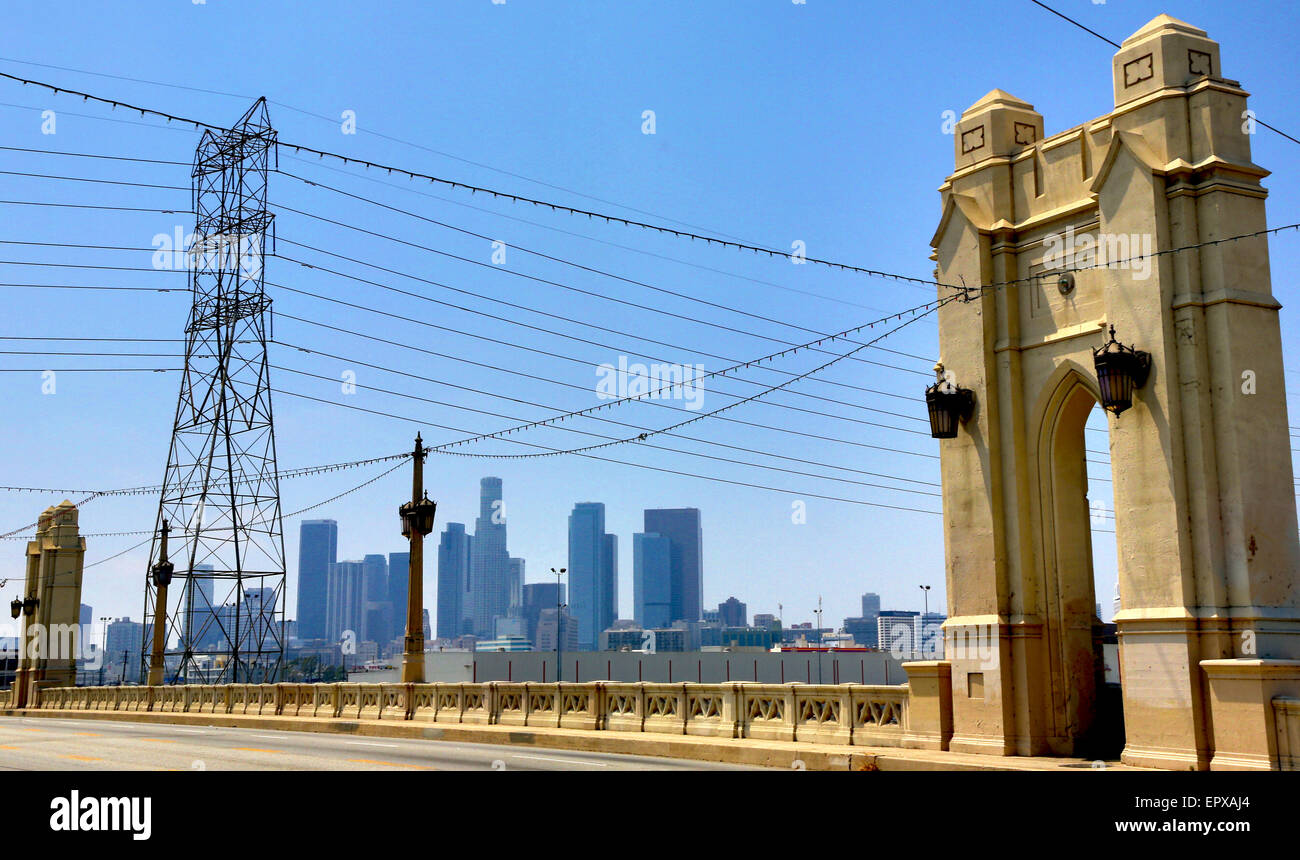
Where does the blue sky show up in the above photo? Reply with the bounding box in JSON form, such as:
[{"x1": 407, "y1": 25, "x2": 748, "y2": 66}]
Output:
[{"x1": 1, "y1": 1, "x2": 1297, "y2": 632}]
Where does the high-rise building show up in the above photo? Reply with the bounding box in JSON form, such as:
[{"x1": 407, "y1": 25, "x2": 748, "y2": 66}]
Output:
[
  {"x1": 633, "y1": 532, "x2": 672, "y2": 629},
  {"x1": 387, "y1": 551, "x2": 409, "y2": 636},
  {"x1": 296, "y1": 520, "x2": 337, "y2": 640},
  {"x1": 862, "y1": 592, "x2": 881, "y2": 618},
  {"x1": 103, "y1": 617, "x2": 143, "y2": 684},
  {"x1": 181, "y1": 564, "x2": 215, "y2": 652},
  {"x1": 325, "y1": 560, "x2": 365, "y2": 644},
  {"x1": 535, "y1": 607, "x2": 578, "y2": 653},
  {"x1": 643, "y1": 508, "x2": 703, "y2": 624},
  {"x1": 470, "y1": 477, "x2": 511, "y2": 637},
  {"x1": 522, "y1": 582, "x2": 563, "y2": 647},
  {"x1": 508, "y1": 557, "x2": 525, "y2": 617},
  {"x1": 436, "y1": 523, "x2": 471, "y2": 639},
  {"x1": 718, "y1": 596, "x2": 747, "y2": 628},
  {"x1": 361, "y1": 553, "x2": 391, "y2": 642},
  {"x1": 569, "y1": 502, "x2": 616, "y2": 650}
]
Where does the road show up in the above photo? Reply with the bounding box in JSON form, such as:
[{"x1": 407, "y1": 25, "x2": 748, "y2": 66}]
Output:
[{"x1": 0, "y1": 717, "x2": 768, "y2": 771}]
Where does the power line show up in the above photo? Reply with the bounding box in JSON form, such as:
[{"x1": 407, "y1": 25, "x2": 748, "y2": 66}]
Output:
[
  {"x1": 270, "y1": 386, "x2": 943, "y2": 516},
  {"x1": 276, "y1": 173, "x2": 936, "y2": 362},
  {"x1": 1027, "y1": 0, "x2": 1300, "y2": 146}
]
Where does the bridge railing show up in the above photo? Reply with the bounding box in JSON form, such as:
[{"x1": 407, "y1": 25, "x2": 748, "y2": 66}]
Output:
[{"x1": 22, "y1": 679, "x2": 941, "y2": 748}]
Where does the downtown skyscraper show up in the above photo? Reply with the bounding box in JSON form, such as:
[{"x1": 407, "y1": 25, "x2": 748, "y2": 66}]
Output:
[
  {"x1": 469, "y1": 477, "x2": 511, "y2": 638},
  {"x1": 643, "y1": 508, "x2": 703, "y2": 625},
  {"x1": 436, "y1": 523, "x2": 471, "y2": 639},
  {"x1": 296, "y1": 519, "x2": 337, "y2": 640},
  {"x1": 569, "y1": 502, "x2": 617, "y2": 650},
  {"x1": 633, "y1": 532, "x2": 672, "y2": 629}
]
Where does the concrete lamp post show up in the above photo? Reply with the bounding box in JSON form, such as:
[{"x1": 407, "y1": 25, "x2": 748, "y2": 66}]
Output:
[
  {"x1": 147, "y1": 521, "x2": 174, "y2": 686},
  {"x1": 399, "y1": 433, "x2": 437, "y2": 684}
]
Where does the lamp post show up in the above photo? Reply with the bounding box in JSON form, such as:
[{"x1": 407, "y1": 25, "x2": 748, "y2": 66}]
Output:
[
  {"x1": 399, "y1": 433, "x2": 437, "y2": 684},
  {"x1": 813, "y1": 596, "x2": 824, "y2": 685},
  {"x1": 919, "y1": 584, "x2": 931, "y2": 658},
  {"x1": 550, "y1": 567, "x2": 566, "y2": 682},
  {"x1": 147, "y1": 521, "x2": 174, "y2": 685}
]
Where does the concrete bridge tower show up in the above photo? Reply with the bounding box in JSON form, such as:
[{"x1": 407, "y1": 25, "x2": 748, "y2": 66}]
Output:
[{"x1": 928, "y1": 15, "x2": 1299, "y2": 769}]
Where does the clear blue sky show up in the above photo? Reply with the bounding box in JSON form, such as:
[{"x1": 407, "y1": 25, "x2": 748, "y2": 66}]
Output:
[{"x1": 1, "y1": 1, "x2": 1297, "y2": 632}]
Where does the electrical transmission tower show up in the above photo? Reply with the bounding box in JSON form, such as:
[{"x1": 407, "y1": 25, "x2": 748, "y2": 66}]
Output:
[{"x1": 142, "y1": 99, "x2": 285, "y2": 685}]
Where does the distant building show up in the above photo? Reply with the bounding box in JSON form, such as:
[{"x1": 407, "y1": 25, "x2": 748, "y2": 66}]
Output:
[
  {"x1": 701, "y1": 625, "x2": 779, "y2": 650},
  {"x1": 522, "y1": 582, "x2": 563, "y2": 648},
  {"x1": 717, "y1": 597, "x2": 747, "y2": 628},
  {"x1": 535, "y1": 607, "x2": 578, "y2": 653},
  {"x1": 753, "y1": 613, "x2": 778, "y2": 629},
  {"x1": 633, "y1": 532, "x2": 672, "y2": 629},
  {"x1": 436, "y1": 522, "x2": 471, "y2": 640},
  {"x1": 103, "y1": 617, "x2": 143, "y2": 684},
  {"x1": 296, "y1": 519, "x2": 338, "y2": 641},
  {"x1": 326, "y1": 560, "x2": 365, "y2": 644},
  {"x1": 469, "y1": 477, "x2": 511, "y2": 638},
  {"x1": 643, "y1": 508, "x2": 703, "y2": 624},
  {"x1": 569, "y1": 502, "x2": 616, "y2": 650},
  {"x1": 861, "y1": 592, "x2": 881, "y2": 618},
  {"x1": 843, "y1": 616, "x2": 879, "y2": 647},
  {"x1": 877, "y1": 610, "x2": 921, "y2": 655},
  {"x1": 475, "y1": 635, "x2": 532, "y2": 652},
  {"x1": 387, "y1": 551, "x2": 409, "y2": 633}
]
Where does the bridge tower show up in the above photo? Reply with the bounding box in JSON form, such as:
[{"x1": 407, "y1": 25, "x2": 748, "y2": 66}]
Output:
[
  {"x1": 141, "y1": 99, "x2": 285, "y2": 685},
  {"x1": 927, "y1": 15, "x2": 1299, "y2": 769}
]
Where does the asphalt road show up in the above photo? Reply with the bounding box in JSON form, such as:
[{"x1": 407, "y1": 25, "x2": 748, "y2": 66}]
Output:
[{"x1": 0, "y1": 717, "x2": 768, "y2": 771}]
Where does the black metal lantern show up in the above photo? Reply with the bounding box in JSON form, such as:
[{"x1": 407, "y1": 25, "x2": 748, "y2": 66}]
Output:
[
  {"x1": 22, "y1": 595, "x2": 38, "y2": 617},
  {"x1": 925, "y1": 374, "x2": 975, "y2": 439},
  {"x1": 151, "y1": 519, "x2": 174, "y2": 588},
  {"x1": 10, "y1": 598, "x2": 21, "y2": 620},
  {"x1": 151, "y1": 558, "x2": 174, "y2": 589},
  {"x1": 1093, "y1": 325, "x2": 1151, "y2": 416},
  {"x1": 400, "y1": 492, "x2": 438, "y2": 538}
]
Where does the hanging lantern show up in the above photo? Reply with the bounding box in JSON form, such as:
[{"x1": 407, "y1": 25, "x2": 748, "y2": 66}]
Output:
[
  {"x1": 1093, "y1": 325, "x2": 1151, "y2": 416},
  {"x1": 151, "y1": 558, "x2": 174, "y2": 589},
  {"x1": 10, "y1": 598, "x2": 21, "y2": 620},
  {"x1": 925, "y1": 364, "x2": 975, "y2": 439},
  {"x1": 22, "y1": 595, "x2": 38, "y2": 617}
]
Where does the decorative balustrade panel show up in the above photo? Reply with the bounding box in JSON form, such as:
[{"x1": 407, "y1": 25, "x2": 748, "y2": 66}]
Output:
[
  {"x1": 1274, "y1": 698, "x2": 1300, "y2": 771},
  {"x1": 849, "y1": 685, "x2": 908, "y2": 748},
  {"x1": 433, "y1": 683, "x2": 464, "y2": 724},
  {"x1": 792, "y1": 685, "x2": 853, "y2": 745},
  {"x1": 602, "y1": 682, "x2": 644, "y2": 732},
  {"x1": 461, "y1": 683, "x2": 492, "y2": 725},
  {"x1": 311, "y1": 684, "x2": 339, "y2": 718},
  {"x1": 357, "y1": 684, "x2": 383, "y2": 720},
  {"x1": 740, "y1": 684, "x2": 796, "y2": 742},
  {"x1": 523, "y1": 682, "x2": 559, "y2": 728},
  {"x1": 685, "y1": 682, "x2": 739, "y2": 738},
  {"x1": 337, "y1": 684, "x2": 363, "y2": 720},
  {"x1": 557, "y1": 682, "x2": 601, "y2": 731},
  {"x1": 410, "y1": 684, "x2": 439, "y2": 722},
  {"x1": 378, "y1": 683, "x2": 409, "y2": 721},
  {"x1": 493, "y1": 682, "x2": 528, "y2": 726},
  {"x1": 641, "y1": 683, "x2": 687, "y2": 735}
]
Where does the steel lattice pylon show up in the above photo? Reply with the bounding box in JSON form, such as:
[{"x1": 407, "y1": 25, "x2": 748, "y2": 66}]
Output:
[{"x1": 142, "y1": 99, "x2": 285, "y2": 684}]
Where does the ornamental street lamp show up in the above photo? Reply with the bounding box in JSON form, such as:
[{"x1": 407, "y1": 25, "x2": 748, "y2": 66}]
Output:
[
  {"x1": 9, "y1": 599, "x2": 20, "y2": 620},
  {"x1": 925, "y1": 363, "x2": 975, "y2": 439},
  {"x1": 22, "y1": 595, "x2": 38, "y2": 617},
  {"x1": 147, "y1": 521, "x2": 174, "y2": 686},
  {"x1": 399, "y1": 433, "x2": 437, "y2": 684},
  {"x1": 1093, "y1": 325, "x2": 1152, "y2": 416}
]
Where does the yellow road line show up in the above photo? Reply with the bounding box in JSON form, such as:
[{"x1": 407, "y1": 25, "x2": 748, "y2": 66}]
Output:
[
  {"x1": 0, "y1": 745, "x2": 20, "y2": 750},
  {"x1": 73, "y1": 732, "x2": 101, "y2": 737},
  {"x1": 60, "y1": 754, "x2": 102, "y2": 762},
  {"x1": 231, "y1": 747, "x2": 282, "y2": 753},
  {"x1": 141, "y1": 738, "x2": 177, "y2": 743},
  {"x1": 346, "y1": 758, "x2": 434, "y2": 770}
]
